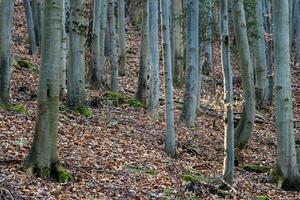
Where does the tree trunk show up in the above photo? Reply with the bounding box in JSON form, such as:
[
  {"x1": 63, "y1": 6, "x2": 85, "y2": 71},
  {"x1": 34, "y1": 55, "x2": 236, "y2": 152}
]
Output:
[
  {"x1": 232, "y1": 0, "x2": 255, "y2": 149},
  {"x1": 0, "y1": 0, "x2": 14, "y2": 105},
  {"x1": 108, "y1": 0, "x2": 118, "y2": 92},
  {"x1": 100, "y1": 0, "x2": 108, "y2": 89},
  {"x1": 273, "y1": 0, "x2": 300, "y2": 189},
  {"x1": 60, "y1": 0, "x2": 67, "y2": 100},
  {"x1": 220, "y1": 0, "x2": 234, "y2": 185},
  {"x1": 67, "y1": 0, "x2": 86, "y2": 108},
  {"x1": 254, "y1": 0, "x2": 268, "y2": 109},
  {"x1": 136, "y1": 0, "x2": 149, "y2": 104},
  {"x1": 171, "y1": 0, "x2": 184, "y2": 88},
  {"x1": 89, "y1": 0, "x2": 103, "y2": 90},
  {"x1": 23, "y1": 0, "x2": 37, "y2": 55},
  {"x1": 202, "y1": 0, "x2": 213, "y2": 76},
  {"x1": 148, "y1": 0, "x2": 160, "y2": 119},
  {"x1": 118, "y1": 0, "x2": 126, "y2": 76},
  {"x1": 25, "y1": 0, "x2": 71, "y2": 183},
  {"x1": 161, "y1": 0, "x2": 176, "y2": 157},
  {"x1": 180, "y1": 0, "x2": 199, "y2": 128}
]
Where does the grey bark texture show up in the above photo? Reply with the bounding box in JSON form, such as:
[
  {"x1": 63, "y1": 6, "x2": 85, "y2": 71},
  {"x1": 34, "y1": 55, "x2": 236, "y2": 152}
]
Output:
[
  {"x1": 25, "y1": 0, "x2": 70, "y2": 181},
  {"x1": 180, "y1": 0, "x2": 199, "y2": 128},
  {"x1": 148, "y1": 0, "x2": 160, "y2": 119},
  {"x1": 23, "y1": 0, "x2": 37, "y2": 55},
  {"x1": 161, "y1": 0, "x2": 176, "y2": 157},
  {"x1": 136, "y1": 0, "x2": 149, "y2": 104},
  {"x1": 220, "y1": 0, "x2": 234, "y2": 185},
  {"x1": 118, "y1": 0, "x2": 126, "y2": 76},
  {"x1": 67, "y1": 0, "x2": 86, "y2": 108},
  {"x1": 232, "y1": 0, "x2": 255, "y2": 149},
  {"x1": 273, "y1": 0, "x2": 300, "y2": 189},
  {"x1": 0, "y1": 0, "x2": 14, "y2": 105}
]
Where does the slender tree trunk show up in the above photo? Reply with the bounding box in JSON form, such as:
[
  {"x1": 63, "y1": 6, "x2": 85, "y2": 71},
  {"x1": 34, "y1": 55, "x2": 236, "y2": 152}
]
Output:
[
  {"x1": 263, "y1": 0, "x2": 273, "y2": 102},
  {"x1": 89, "y1": 0, "x2": 103, "y2": 89},
  {"x1": 23, "y1": 0, "x2": 37, "y2": 55},
  {"x1": 31, "y1": 0, "x2": 42, "y2": 47},
  {"x1": 232, "y1": 0, "x2": 255, "y2": 149},
  {"x1": 202, "y1": 0, "x2": 213, "y2": 76},
  {"x1": 100, "y1": 0, "x2": 108, "y2": 89},
  {"x1": 220, "y1": 0, "x2": 234, "y2": 185},
  {"x1": 25, "y1": 0, "x2": 71, "y2": 182},
  {"x1": 0, "y1": 0, "x2": 14, "y2": 105},
  {"x1": 161, "y1": 0, "x2": 176, "y2": 157},
  {"x1": 273, "y1": 0, "x2": 300, "y2": 189},
  {"x1": 108, "y1": 0, "x2": 118, "y2": 92},
  {"x1": 136, "y1": 0, "x2": 149, "y2": 104},
  {"x1": 171, "y1": 0, "x2": 184, "y2": 88},
  {"x1": 60, "y1": 0, "x2": 67, "y2": 99},
  {"x1": 148, "y1": 0, "x2": 160, "y2": 119},
  {"x1": 254, "y1": 0, "x2": 268, "y2": 109},
  {"x1": 118, "y1": 0, "x2": 126, "y2": 76},
  {"x1": 294, "y1": 0, "x2": 300, "y2": 65},
  {"x1": 67, "y1": 0, "x2": 86, "y2": 108},
  {"x1": 180, "y1": 0, "x2": 199, "y2": 128}
]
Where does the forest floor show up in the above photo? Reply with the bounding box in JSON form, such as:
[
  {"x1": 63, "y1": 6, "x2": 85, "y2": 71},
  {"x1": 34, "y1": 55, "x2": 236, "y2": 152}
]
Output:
[{"x1": 1, "y1": 1, "x2": 300, "y2": 199}]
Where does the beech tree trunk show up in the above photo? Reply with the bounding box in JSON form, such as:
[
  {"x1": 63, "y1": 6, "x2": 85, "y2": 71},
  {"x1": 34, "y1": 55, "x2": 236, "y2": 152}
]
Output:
[
  {"x1": 108, "y1": 0, "x2": 118, "y2": 92},
  {"x1": 221, "y1": 0, "x2": 234, "y2": 185},
  {"x1": 23, "y1": 0, "x2": 37, "y2": 55},
  {"x1": 148, "y1": 0, "x2": 160, "y2": 119},
  {"x1": 232, "y1": 0, "x2": 255, "y2": 149},
  {"x1": 136, "y1": 0, "x2": 149, "y2": 104},
  {"x1": 180, "y1": 0, "x2": 199, "y2": 128},
  {"x1": 0, "y1": 0, "x2": 14, "y2": 105},
  {"x1": 118, "y1": 0, "x2": 126, "y2": 76},
  {"x1": 254, "y1": 0, "x2": 268, "y2": 109},
  {"x1": 161, "y1": 0, "x2": 176, "y2": 157},
  {"x1": 67, "y1": 0, "x2": 86, "y2": 108},
  {"x1": 273, "y1": 0, "x2": 300, "y2": 189},
  {"x1": 25, "y1": 0, "x2": 71, "y2": 182}
]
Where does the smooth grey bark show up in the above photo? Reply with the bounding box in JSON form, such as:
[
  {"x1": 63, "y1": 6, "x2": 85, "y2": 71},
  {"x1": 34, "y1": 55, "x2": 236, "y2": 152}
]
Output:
[
  {"x1": 89, "y1": 0, "x2": 103, "y2": 89},
  {"x1": 60, "y1": 0, "x2": 67, "y2": 99},
  {"x1": 108, "y1": 0, "x2": 118, "y2": 92},
  {"x1": 220, "y1": 0, "x2": 234, "y2": 185},
  {"x1": 0, "y1": 0, "x2": 14, "y2": 105},
  {"x1": 118, "y1": 0, "x2": 126, "y2": 76},
  {"x1": 232, "y1": 0, "x2": 255, "y2": 148},
  {"x1": 263, "y1": 0, "x2": 273, "y2": 102},
  {"x1": 67, "y1": 0, "x2": 86, "y2": 108},
  {"x1": 254, "y1": 0, "x2": 268, "y2": 109},
  {"x1": 180, "y1": 0, "x2": 199, "y2": 128},
  {"x1": 273, "y1": 0, "x2": 300, "y2": 189},
  {"x1": 25, "y1": 0, "x2": 70, "y2": 181},
  {"x1": 294, "y1": 0, "x2": 300, "y2": 65},
  {"x1": 23, "y1": 0, "x2": 37, "y2": 55},
  {"x1": 99, "y1": 0, "x2": 108, "y2": 89},
  {"x1": 161, "y1": 0, "x2": 176, "y2": 157},
  {"x1": 202, "y1": 0, "x2": 213, "y2": 76},
  {"x1": 148, "y1": 0, "x2": 160, "y2": 119},
  {"x1": 31, "y1": 0, "x2": 42, "y2": 47},
  {"x1": 136, "y1": 0, "x2": 149, "y2": 104},
  {"x1": 171, "y1": 0, "x2": 184, "y2": 88}
]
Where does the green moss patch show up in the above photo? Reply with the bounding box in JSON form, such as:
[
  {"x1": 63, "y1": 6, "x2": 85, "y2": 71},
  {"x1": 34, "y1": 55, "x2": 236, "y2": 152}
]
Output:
[
  {"x1": 104, "y1": 92, "x2": 145, "y2": 108},
  {"x1": 7, "y1": 104, "x2": 27, "y2": 114},
  {"x1": 17, "y1": 58, "x2": 34, "y2": 69},
  {"x1": 123, "y1": 164, "x2": 155, "y2": 175},
  {"x1": 11, "y1": 58, "x2": 20, "y2": 68},
  {"x1": 252, "y1": 195, "x2": 270, "y2": 200},
  {"x1": 74, "y1": 106, "x2": 92, "y2": 118},
  {"x1": 240, "y1": 164, "x2": 271, "y2": 173}
]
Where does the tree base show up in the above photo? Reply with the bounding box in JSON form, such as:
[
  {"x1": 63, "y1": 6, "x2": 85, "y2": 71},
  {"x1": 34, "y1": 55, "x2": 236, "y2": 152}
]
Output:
[{"x1": 25, "y1": 164, "x2": 72, "y2": 183}]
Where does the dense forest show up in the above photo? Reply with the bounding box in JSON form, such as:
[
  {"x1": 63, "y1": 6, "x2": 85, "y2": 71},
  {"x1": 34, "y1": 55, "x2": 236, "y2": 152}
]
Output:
[{"x1": 1, "y1": 0, "x2": 300, "y2": 199}]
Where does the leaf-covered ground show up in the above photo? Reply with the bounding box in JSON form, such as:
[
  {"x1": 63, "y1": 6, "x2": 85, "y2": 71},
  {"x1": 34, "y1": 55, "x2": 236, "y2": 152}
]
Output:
[{"x1": 1, "y1": 1, "x2": 300, "y2": 199}]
